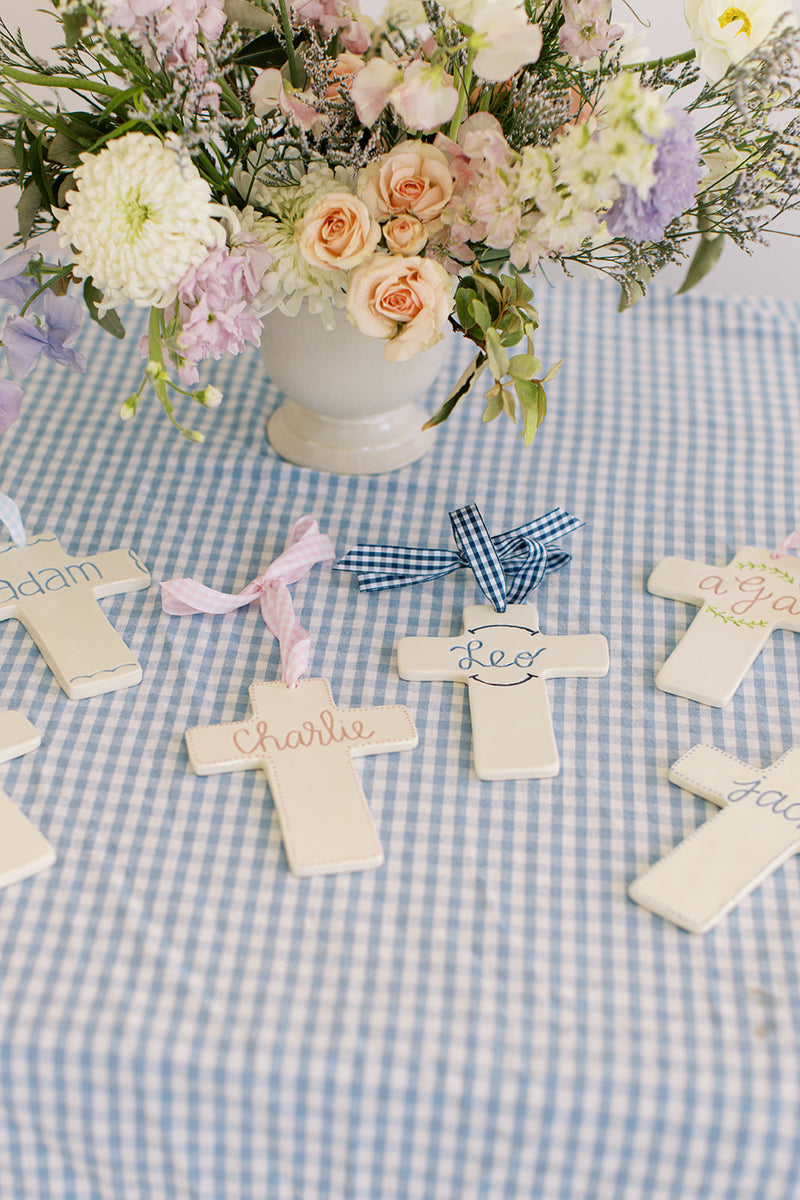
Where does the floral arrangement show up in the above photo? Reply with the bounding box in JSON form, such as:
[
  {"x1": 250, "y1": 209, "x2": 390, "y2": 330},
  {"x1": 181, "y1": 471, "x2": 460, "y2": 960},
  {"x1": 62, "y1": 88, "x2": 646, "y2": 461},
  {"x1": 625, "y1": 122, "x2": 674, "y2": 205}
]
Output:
[{"x1": 0, "y1": 0, "x2": 799, "y2": 443}]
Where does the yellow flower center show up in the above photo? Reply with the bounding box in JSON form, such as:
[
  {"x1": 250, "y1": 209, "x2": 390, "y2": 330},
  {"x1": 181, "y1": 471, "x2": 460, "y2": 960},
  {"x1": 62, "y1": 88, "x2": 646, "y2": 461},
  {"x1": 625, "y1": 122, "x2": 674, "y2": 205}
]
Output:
[
  {"x1": 123, "y1": 189, "x2": 151, "y2": 237},
  {"x1": 718, "y1": 7, "x2": 752, "y2": 38}
]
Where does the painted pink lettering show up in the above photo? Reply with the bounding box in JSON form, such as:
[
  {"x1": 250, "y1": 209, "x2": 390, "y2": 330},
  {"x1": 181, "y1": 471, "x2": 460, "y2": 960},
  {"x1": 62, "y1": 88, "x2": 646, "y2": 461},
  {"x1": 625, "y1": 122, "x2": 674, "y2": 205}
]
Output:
[{"x1": 699, "y1": 575, "x2": 728, "y2": 596}]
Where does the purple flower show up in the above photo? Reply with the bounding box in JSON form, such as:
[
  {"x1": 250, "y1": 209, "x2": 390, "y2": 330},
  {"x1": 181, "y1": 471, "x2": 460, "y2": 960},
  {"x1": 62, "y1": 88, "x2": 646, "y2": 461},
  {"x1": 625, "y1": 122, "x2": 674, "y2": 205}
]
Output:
[
  {"x1": 0, "y1": 379, "x2": 22, "y2": 434},
  {"x1": 605, "y1": 111, "x2": 703, "y2": 243},
  {"x1": 0, "y1": 248, "x2": 39, "y2": 308},
  {"x1": 3, "y1": 292, "x2": 87, "y2": 379}
]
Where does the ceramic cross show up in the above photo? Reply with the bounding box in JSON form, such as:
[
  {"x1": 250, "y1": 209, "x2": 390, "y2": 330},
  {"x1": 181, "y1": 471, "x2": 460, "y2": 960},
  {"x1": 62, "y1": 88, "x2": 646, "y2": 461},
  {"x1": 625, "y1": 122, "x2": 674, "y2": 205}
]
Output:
[
  {"x1": 629, "y1": 745, "x2": 800, "y2": 934},
  {"x1": 0, "y1": 532, "x2": 150, "y2": 698},
  {"x1": 648, "y1": 546, "x2": 800, "y2": 707},
  {"x1": 185, "y1": 678, "x2": 418, "y2": 877},
  {"x1": 0, "y1": 710, "x2": 55, "y2": 890},
  {"x1": 396, "y1": 603, "x2": 609, "y2": 780}
]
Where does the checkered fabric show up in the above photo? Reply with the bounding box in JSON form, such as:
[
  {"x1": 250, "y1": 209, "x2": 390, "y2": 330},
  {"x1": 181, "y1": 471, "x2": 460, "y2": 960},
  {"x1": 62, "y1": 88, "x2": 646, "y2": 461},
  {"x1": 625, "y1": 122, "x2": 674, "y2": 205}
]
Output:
[
  {"x1": 1, "y1": 278, "x2": 800, "y2": 1200},
  {"x1": 336, "y1": 503, "x2": 582, "y2": 609}
]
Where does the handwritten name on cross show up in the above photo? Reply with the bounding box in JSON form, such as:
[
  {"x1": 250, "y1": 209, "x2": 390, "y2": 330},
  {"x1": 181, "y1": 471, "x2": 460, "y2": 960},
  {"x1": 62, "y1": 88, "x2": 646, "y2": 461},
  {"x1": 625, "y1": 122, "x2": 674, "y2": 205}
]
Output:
[
  {"x1": 397, "y1": 604, "x2": 609, "y2": 780},
  {"x1": 0, "y1": 533, "x2": 150, "y2": 699},
  {"x1": 630, "y1": 745, "x2": 800, "y2": 933},
  {"x1": 648, "y1": 546, "x2": 800, "y2": 707},
  {"x1": 185, "y1": 678, "x2": 418, "y2": 877},
  {"x1": 0, "y1": 710, "x2": 55, "y2": 890}
]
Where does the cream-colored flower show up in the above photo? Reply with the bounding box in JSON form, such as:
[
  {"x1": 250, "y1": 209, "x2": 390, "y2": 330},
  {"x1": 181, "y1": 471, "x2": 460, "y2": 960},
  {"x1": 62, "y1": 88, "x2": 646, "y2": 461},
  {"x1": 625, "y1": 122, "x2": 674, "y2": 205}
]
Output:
[
  {"x1": 684, "y1": 0, "x2": 795, "y2": 80},
  {"x1": 346, "y1": 252, "x2": 453, "y2": 361},
  {"x1": 358, "y1": 141, "x2": 454, "y2": 227},
  {"x1": 296, "y1": 192, "x2": 381, "y2": 271},
  {"x1": 57, "y1": 132, "x2": 221, "y2": 309},
  {"x1": 469, "y1": 1, "x2": 543, "y2": 82},
  {"x1": 383, "y1": 215, "x2": 428, "y2": 254}
]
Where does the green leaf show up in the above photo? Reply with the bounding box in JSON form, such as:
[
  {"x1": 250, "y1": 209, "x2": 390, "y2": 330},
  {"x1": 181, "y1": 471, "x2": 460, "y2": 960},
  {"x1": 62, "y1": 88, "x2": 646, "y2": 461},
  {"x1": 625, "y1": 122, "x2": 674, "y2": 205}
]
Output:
[
  {"x1": 501, "y1": 387, "x2": 516, "y2": 420},
  {"x1": 224, "y1": 0, "x2": 278, "y2": 30},
  {"x1": 542, "y1": 357, "x2": 564, "y2": 383},
  {"x1": 676, "y1": 233, "x2": 725, "y2": 295},
  {"x1": 16, "y1": 181, "x2": 41, "y2": 241},
  {"x1": 84, "y1": 279, "x2": 126, "y2": 340},
  {"x1": 485, "y1": 327, "x2": 509, "y2": 380},
  {"x1": 516, "y1": 378, "x2": 547, "y2": 447},
  {"x1": 0, "y1": 142, "x2": 17, "y2": 170},
  {"x1": 508, "y1": 353, "x2": 541, "y2": 381},
  {"x1": 618, "y1": 267, "x2": 652, "y2": 312},
  {"x1": 47, "y1": 132, "x2": 81, "y2": 167},
  {"x1": 482, "y1": 389, "x2": 503, "y2": 423},
  {"x1": 423, "y1": 353, "x2": 487, "y2": 429},
  {"x1": 469, "y1": 298, "x2": 492, "y2": 333},
  {"x1": 63, "y1": 10, "x2": 89, "y2": 47}
]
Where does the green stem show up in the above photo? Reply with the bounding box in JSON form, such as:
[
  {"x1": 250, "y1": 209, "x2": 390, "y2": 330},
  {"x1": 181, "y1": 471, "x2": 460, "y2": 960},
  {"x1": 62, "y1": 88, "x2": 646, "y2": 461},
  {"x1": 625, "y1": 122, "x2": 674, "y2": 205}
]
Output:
[
  {"x1": 19, "y1": 265, "x2": 75, "y2": 318},
  {"x1": 448, "y1": 46, "x2": 475, "y2": 139},
  {"x1": 622, "y1": 48, "x2": 696, "y2": 72},
  {"x1": 276, "y1": 0, "x2": 301, "y2": 89},
  {"x1": 1, "y1": 65, "x2": 118, "y2": 97}
]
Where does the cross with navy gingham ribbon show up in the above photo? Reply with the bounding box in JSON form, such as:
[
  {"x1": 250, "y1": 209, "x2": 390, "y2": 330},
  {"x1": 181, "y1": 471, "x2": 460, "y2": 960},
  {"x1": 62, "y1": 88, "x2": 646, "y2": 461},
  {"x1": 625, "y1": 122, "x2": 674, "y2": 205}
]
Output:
[{"x1": 335, "y1": 503, "x2": 583, "y2": 612}]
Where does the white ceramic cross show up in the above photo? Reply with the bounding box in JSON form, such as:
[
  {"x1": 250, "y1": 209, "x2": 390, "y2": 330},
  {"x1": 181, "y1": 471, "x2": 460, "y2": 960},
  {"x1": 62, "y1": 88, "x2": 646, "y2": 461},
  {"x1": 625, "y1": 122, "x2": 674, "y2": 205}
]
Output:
[
  {"x1": 396, "y1": 603, "x2": 609, "y2": 780},
  {"x1": 185, "y1": 678, "x2": 418, "y2": 877},
  {"x1": 629, "y1": 745, "x2": 800, "y2": 933},
  {"x1": 648, "y1": 546, "x2": 800, "y2": 707},
  {"x1": 0, "y1": 710, "x2": 55, "y2": 890},
  {"x1": 0, "y1": 533, "x2": 151, "y2": 699}
]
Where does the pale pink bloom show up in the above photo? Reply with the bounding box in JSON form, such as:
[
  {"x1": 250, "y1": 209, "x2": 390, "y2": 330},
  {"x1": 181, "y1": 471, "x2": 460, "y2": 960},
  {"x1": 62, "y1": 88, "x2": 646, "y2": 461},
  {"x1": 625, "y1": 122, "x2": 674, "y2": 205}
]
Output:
[
  {"x1": 296, "y1": 192, "x2": 381, "y2": 271},
  {"x1": 346, "y1": 253, "x2": 453, "y2": 361},
  {"x1": 291, "y1": 0, "x2": 370, "y2": 51},
  {"x1": 106, "y1": 0, "x2": 226, "y2": 65},
  {"x1": 169, "y1": 243, "x2": 269, "y2": 383},
  {"x1": 558, "y1": 0, "x2": 622, "y2": 61},
  {"x1": 389, "y1": 61, "x2": 459, "y2": 132},
  {"x1": 350, "y1": 57, "x2": 401, "y2": 126},
  {"x1": 469, "y1": 2, "x2": 543, "y2": 81},
  {"x1": 249, "y1": 68, "x2": 323, "y2": 131}
]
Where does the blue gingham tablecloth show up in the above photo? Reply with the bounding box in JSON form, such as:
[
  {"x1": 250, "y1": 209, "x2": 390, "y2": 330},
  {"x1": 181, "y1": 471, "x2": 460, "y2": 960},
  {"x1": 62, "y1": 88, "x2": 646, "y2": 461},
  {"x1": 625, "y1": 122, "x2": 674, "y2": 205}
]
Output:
[{"x1": 0, "y1": 277, "x2": 799, "y2": 1200}]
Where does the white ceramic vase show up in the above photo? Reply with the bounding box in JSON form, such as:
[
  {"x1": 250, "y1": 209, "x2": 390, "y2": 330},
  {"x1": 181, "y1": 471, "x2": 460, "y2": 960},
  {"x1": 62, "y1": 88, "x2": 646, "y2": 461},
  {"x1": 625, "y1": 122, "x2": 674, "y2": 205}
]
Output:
[{"x1": 259, "y1": 303, "x2": 449, "y2": 475}]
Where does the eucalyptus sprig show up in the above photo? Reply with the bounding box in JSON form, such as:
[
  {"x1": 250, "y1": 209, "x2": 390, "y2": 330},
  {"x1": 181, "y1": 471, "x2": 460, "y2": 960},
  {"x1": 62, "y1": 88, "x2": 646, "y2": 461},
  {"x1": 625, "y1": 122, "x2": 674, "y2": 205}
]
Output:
[{"x1": 425, "y1": 270, "x2": 562, "y2": 446}]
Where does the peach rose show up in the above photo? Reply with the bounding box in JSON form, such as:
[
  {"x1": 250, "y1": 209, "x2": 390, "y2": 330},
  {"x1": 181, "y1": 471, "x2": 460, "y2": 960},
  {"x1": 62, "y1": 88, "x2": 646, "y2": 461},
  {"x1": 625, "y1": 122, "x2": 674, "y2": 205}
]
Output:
[
  {"x1": 296, "y1": 192, "x2": 381, "y2": 272},
  {"x1": 383, "y1": 215, "x2": 428, "y2": 255},
  {"x1": 325, "y1": 52, "x2": 365, "y2": 101},
  {"x1": 346, "y1": 253, "x2": 453, "y2": 362},
  {"x1": 357, "y1": 141, "x2": 454, "y2": 227}
]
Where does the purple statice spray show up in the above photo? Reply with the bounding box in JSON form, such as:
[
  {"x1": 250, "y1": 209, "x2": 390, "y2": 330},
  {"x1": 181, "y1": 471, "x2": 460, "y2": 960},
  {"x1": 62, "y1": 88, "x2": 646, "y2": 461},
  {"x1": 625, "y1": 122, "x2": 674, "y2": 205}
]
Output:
[{"x1": 605, "y1": 111, "x2": 703, "y2": 243}]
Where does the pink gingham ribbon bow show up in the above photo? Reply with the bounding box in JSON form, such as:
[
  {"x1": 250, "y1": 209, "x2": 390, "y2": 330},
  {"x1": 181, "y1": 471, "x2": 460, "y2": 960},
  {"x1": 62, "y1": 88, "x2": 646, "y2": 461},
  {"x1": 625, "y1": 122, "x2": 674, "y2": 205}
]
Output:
[{"x1": 161, "y1": 517, "x2": 335, "y2": 687}]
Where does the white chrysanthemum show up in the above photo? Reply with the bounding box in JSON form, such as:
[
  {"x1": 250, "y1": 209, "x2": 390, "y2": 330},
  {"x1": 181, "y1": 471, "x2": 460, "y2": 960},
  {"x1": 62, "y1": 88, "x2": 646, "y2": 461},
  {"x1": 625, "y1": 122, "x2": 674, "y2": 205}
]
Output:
[
  {"x1": 57, "y1": 132, "x2": 223, "y2": 310},
  {"x1": 233, "y1": 162, "x2": 356, "y2": 325}
]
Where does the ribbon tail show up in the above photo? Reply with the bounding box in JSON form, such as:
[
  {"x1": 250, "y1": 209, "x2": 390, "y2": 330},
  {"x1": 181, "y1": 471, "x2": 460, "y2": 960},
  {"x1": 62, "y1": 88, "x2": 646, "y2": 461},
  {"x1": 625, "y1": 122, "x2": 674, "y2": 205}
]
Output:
[
  {"x1": 262, "y1": 582, "x2": 311, "y2": 688},
  {"x1": 0, "y1": 493, "x2": 26, "y2": 548},
  {"x1": 450, "y1": 504, "x2": 507, "y2": 612}
]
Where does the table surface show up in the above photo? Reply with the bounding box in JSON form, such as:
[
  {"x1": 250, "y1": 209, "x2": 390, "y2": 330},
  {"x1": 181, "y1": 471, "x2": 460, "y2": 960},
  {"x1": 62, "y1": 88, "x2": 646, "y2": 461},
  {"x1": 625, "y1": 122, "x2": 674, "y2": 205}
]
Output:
[{"x1": 1, "y1": 278, "x2": 799, "y2": 1200}]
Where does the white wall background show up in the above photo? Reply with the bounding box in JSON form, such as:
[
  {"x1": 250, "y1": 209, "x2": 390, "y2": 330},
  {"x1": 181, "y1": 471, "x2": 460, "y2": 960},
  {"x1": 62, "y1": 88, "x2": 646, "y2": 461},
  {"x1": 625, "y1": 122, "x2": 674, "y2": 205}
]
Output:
[{"x1": 0, "y1": 0, "x2": 798, "y2": 296}]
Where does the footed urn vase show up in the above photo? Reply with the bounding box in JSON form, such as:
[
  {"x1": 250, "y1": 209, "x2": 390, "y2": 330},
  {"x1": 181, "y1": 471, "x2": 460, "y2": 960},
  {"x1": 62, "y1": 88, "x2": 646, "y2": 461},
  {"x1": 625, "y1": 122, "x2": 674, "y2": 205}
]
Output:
[{"x1": 259, "y1": 304, "x2": 449, "y2": 475}]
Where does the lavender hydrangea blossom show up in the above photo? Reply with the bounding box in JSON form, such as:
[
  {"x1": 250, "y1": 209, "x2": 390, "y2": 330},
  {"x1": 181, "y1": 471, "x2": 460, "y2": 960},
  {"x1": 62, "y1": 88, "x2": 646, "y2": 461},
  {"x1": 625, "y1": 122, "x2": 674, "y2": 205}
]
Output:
[{"x1": 605, "y1": 112, "x2": 703, "y2": 243}]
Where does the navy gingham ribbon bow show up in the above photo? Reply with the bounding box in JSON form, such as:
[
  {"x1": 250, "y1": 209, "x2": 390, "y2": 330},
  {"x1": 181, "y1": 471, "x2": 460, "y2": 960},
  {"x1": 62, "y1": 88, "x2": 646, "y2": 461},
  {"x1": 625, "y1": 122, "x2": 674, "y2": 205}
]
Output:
[{"x1": 335, "y1": 504, "x2": 583, "y2": 612}]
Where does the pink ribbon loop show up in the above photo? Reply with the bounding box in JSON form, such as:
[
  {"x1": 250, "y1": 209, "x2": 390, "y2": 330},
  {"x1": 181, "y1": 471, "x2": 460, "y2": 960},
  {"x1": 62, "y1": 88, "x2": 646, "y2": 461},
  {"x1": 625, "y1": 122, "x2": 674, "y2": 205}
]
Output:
[
  {"x1": 772, "y1": 531, "x2": 800, "y2": 560},
  {"x1": 161, "y1": 516, "x2": 335, "y2": 687}
]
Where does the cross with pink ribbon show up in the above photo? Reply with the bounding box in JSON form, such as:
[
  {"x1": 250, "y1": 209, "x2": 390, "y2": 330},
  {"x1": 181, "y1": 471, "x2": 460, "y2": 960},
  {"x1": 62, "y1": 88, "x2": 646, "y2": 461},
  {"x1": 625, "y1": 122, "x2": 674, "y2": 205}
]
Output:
[{"x1": 161, "y1": 516, "x2": 334, "y2": 687}]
